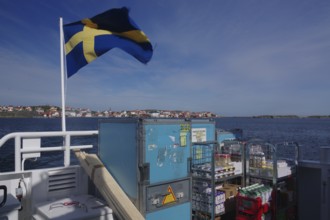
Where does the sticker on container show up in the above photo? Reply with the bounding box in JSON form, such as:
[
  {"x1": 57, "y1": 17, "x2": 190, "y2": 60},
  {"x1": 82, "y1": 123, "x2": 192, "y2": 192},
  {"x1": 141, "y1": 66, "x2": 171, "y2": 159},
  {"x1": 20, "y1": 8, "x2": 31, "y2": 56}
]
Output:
[
  {"x1": 180, "y1": 124, "x2": 190, "y2": 147},
  {"x1": 162, "y1": 185, "x2": 177, "y2": 205},
  {"x1": 180, "y1": 124, "x2": 190, "y2": 132},
  {"x1": 180, "y1": 131, "x2": 188, "y2": 147},
  {"x1": 192, "y1": 128, "x2": 207, "y2": 143}
]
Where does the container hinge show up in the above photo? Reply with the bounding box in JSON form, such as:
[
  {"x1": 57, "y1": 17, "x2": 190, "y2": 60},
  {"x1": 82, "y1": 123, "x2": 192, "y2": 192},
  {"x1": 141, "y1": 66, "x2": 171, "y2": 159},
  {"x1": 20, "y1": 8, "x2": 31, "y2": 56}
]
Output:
[
  {"x1": 139, "y1": 163, "x2": 150, "y2": 183},
  {"x1": 187, "y1": 157, "x2": 192, "y2": 174}
]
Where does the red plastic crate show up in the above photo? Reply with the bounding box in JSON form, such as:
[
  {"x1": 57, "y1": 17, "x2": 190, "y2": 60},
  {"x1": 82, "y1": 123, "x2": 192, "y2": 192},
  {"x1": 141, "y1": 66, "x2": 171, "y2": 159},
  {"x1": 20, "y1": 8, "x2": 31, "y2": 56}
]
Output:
[
  {"x1": 236, "y1": 213, "x2": 261, "y2": 220},
  {"x1": 236, "y1": 193, "x2": 269, "y2": 220},
  {"x1": 237, "y1": 194, "x2": 262, "y2": 215}
]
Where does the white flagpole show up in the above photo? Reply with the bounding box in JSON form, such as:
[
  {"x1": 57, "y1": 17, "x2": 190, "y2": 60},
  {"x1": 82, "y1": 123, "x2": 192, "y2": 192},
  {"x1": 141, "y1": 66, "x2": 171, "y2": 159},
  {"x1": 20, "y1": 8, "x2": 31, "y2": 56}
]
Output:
[
  {"x1": 60, "y1": 17, "x2": 71, "y2": 167},
  {"x1": 59, "y1": 17, "x2": 66, "y2": 132}
]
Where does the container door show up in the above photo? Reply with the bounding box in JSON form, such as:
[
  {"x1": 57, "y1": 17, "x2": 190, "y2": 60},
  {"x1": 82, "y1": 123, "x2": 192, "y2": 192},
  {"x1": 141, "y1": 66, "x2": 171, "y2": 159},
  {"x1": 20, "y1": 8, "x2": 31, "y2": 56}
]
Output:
[
  {"x1": 321, "y1": 167, "x2": 330, "y2": 220},
  {"x1": 144, "y1": 123, "x2": 190, "y2": 184},
  {"x1": 99, "y1": 121, "x2": 138, "y2": 200},
  {"x1": 298, "y1": 165, "x2": 321, "y2": 220},
  {"x1": 145, "y1": 178, "x2": 191, "y2": 219},
  {"x1": 146, "y1": 202, "x2": 191, "y2": 220},
  {"x1": 321, "y1": 147, "x2": 330, "y2": 220}
]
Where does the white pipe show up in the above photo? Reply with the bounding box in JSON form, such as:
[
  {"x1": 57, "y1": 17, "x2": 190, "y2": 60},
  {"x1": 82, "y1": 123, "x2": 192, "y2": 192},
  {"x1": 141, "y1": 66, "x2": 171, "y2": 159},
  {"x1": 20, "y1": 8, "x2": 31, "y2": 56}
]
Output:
[
  {"x1": 0, "y1": 130, "x2": 98, "y2": 146},
  {"x1": 15, "y1": 136, "x2": 21, "y2": 172},
  {"x1": 64, "y1": 134, "x2": 70, "y2": 167},
  {"x1": 22, "y1": 158, "x2": 26, "y2": 171},
  {"x1": 20, "y1": 145, "x2": 93, "y2": 153}
]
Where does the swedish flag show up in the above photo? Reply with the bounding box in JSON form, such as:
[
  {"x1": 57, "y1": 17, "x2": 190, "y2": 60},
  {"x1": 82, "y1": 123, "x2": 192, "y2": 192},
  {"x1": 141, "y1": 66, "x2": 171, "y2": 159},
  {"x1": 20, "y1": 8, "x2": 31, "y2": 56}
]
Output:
[{"x1": 63, "y1": 7, "x2": 153, "y2": 77}]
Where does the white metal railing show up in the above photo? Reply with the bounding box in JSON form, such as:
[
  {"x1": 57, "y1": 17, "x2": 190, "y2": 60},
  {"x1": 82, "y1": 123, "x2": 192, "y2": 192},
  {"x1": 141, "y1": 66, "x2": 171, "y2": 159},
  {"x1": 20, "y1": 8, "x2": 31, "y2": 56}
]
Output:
[{"x1": 0, "y1": 130, "x2": 98, "y2": 172}]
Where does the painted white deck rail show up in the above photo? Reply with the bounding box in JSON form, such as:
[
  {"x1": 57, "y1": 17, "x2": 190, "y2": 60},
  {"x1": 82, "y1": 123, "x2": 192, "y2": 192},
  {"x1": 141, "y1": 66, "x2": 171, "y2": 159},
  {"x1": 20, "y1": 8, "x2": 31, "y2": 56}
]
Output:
[{"x1": 0, "y1": 130, "x2": 98, "y2": 172}]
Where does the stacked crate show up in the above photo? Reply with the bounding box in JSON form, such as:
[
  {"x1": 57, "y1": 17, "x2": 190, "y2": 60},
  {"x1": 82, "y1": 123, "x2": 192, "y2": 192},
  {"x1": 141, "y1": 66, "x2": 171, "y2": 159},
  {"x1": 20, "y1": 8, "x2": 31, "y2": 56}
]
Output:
[
  {"x1": 192, "y1": 180, "x2": 226, "y2": 216},
  {"x1": 236, "y1": 183, "x2": 272, "y2": 220}
]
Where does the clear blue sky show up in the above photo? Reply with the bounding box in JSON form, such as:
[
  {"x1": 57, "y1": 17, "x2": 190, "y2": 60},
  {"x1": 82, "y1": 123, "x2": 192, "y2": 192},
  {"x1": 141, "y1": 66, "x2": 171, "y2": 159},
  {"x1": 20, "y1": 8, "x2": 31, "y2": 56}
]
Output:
[{"x1": 1, "y1": 0, "x2": 329, "y2": 116}]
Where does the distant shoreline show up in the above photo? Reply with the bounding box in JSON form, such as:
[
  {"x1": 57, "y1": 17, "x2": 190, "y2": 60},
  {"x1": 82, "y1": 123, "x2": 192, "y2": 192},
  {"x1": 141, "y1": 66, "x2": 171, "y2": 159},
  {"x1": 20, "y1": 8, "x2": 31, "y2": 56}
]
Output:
[
  {"x1": 252, "y1": 115, "x2": 330, "y2": 119},
  {"x1": 0, "y1": 114, "x2": 329, "y2": 119}
]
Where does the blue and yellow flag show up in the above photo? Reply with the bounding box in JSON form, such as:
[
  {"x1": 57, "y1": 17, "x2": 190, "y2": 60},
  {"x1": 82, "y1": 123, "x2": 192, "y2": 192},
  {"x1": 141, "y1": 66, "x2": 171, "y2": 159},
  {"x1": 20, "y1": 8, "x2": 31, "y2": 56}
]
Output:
[{"x1": 63, "y1": 7, "x2": 153, "y2": 77}]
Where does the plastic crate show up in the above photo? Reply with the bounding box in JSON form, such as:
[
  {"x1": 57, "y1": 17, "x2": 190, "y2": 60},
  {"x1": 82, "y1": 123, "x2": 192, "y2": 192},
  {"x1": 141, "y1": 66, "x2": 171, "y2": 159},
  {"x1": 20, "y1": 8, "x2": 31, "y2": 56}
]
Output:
[{"x1": 236, "y1": 193, "x2": 269, "y2": 220}]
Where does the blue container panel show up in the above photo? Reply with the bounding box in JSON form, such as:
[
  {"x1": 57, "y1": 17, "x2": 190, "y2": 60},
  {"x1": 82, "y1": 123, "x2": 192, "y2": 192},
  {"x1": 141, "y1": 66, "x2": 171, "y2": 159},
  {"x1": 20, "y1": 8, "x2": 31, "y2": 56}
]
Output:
[
  {"x1": 146, "y1": 202, "x2": 191, "y2": 220},
  {"x1": 191, "y1": 122, "x2": 215, "y2": 142},
  {"x1": 144, "y1": 124, "x2": 190, "y2": 184},
  {"x1": 217, "y1": 129, "x2": 243, "y2": 143},
  {"x1": 98, "y1": 122, "x2": 138, "y2": 199}
]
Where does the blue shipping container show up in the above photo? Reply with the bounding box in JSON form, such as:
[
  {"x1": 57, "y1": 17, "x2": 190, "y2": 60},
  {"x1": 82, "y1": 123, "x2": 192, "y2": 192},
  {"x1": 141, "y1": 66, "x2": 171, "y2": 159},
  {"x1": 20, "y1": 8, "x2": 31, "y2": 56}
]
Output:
[{"x1": 98, "y1": 118, "x2": 192, "y2": 219}]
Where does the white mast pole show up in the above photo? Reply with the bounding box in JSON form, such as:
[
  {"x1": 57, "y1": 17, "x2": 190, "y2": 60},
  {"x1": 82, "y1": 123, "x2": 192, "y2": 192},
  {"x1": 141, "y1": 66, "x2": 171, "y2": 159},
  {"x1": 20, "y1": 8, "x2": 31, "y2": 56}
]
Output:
[
  {"x1": 60, "y1": 17, "x2": 71, "y2": 167},
  {"x1": 59, "y1": 17, "x2": 66, "y2": 132}
]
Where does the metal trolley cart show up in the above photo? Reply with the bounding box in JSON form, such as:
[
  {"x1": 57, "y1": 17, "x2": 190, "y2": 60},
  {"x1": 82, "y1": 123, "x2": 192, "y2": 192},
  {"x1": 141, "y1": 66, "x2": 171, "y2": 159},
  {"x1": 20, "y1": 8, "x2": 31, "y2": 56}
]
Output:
[
  {"x1": 191, "y1": 141, "x2": 244, "y2": 220},
  {"x1": 242, "y1": 139, "x2": 298, "y2": 220},
  {"x1": 220, "y1": 140, "x2": 245, "y2": 185}
]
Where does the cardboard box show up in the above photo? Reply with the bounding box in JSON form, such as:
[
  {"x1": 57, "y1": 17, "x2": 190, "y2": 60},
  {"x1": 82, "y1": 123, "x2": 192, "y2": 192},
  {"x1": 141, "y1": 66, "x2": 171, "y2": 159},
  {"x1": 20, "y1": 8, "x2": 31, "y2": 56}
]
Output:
[
  {"x1": 224, "y1": 183, "x2": 239, "y2": 189},
  {"x1": 220, "y1": 184, "x2": 238, "y2": 199}
]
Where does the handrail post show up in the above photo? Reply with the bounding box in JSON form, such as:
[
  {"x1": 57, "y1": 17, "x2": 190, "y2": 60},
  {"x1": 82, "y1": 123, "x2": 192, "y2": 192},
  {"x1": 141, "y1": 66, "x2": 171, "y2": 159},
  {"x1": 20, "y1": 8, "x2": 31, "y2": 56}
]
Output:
[
  {"x1": 64, "y1": 134, "x2": 71, "y2": 167},
  {"x1": 15, "y1": 136, "x2": 21, "y2": 172}
]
